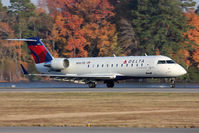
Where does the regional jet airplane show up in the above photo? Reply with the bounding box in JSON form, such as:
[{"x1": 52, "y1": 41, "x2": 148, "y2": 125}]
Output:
[{"x1": 8, "y1": 37, "x2": 187, "y2": 88}]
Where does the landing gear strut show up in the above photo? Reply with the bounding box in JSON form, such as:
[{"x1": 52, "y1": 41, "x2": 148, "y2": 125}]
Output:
[
  {"x1": 88, "y1": 82, "x2": 96, "y2": 88},
  {"x1": 170, "y1": 78, "x2": 176, "y2": 88},
  {"x1": 106, "y1": 81, "x2": 114, "y2": 88}
]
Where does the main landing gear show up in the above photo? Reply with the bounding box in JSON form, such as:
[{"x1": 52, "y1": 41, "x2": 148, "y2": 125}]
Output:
[
  {"x1": 88, "y1": 82, "x2": 96, "y2": 88},
  {"x1": 88, "y1": 81, "x2": 115, "y2": 88},
  {"x1": 170, "y1": 78, "x2": 176, "y2": 88},
  {"x1": 106, "y1": 81, "x2": 115, "y2": 88}
]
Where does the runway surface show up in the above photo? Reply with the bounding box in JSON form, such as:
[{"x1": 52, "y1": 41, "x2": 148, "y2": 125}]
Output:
[
  {"x1": 0, "y1": 88, "x2": 199, "y2": 93},
  {"x1": 0, "y1": 127, "x2": 199, "y2": 133},
  {"x1": 0, "y1": 84, "x2": 198, "y2": 133},
  {"x1": 0, "y1": 82, "x2": 199, "y2": 89}
]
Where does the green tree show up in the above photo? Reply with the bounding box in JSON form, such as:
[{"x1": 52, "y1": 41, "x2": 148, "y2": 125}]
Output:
[
  {"x1": 8, "y1": 0, "x2": 36, "y2": 38},
  {"x1": 131, "y1": 0, "x2": 190, "y2": 57},
  {"x1": 109, "y1": 0, "x2": 139, "y2": 56},
  {"x1": 5, "y1": 0, "x2": 54, "y2": 81},
  {"x1": 0, "y1": 0, "x2": 8, "y2": 23},
  {"x1": 34, "y1": 9, "x2": 53, "y2": 39},
  {"x1": 0, "y1": 0, "x2": 3, "y2": 11}
]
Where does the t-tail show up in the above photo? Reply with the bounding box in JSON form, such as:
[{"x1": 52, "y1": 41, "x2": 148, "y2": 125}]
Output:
[{"x1": 8, "y1": 37, "x2": 53, "y2": 64}]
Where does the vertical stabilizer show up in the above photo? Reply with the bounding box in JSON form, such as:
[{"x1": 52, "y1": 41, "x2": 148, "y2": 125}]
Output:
[
  {"x1": 7, "y1": 37, "x2": 54, "y2": 64},
  {"x1": 8, "y1": 37, "x2": 53, "y2": 64},
  {"x1": 26, "y1": 37, "x2": 53, "y2": 64}
]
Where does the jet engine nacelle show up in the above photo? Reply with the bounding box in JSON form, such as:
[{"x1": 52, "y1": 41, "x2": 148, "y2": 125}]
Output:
[{"x1": 50, "y1": 58, "x2": 69, "y2": 70}]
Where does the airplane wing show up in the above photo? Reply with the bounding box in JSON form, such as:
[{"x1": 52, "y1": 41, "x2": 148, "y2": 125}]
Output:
[{"x1": 20, "y1": 64, "x2": 120, "y2": 80}]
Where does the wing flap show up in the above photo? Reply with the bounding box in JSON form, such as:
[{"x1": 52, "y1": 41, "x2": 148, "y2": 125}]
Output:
[{"x1": 29, "y1": 73, "x2": 118, "y2": 79}]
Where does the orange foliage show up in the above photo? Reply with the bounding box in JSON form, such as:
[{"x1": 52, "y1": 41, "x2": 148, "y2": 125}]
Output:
[
  {"x1": 0, "y1": 22, "x2": 23, "y2": 48},
  {"x1": 156, "y1": 48, "x2": 160, "y2": 55},
  {"x1": 0, "y1": 22, "x2": 14, "y2": 41},
  {"x1": 0, "y1": 22, "x2": 26, "y2": 82},
  {"x1": 193, "y1": 48, "x2": 199, "y2": 63},
  {"x1": 35, "y1": 8, "x2": 46, "y2": 14},
  {"x1": 48, "y1": 0, "x2": 115, "y2": 57},
  {"x1": 179, "y1": 49, "x2": 191, "y2": 68},
  {"x1": 90, "y1": 21, "x2": 116, "y2": 56},
  {"x1": 185, "y1": 11, "x2": 199, "y2": 68}
]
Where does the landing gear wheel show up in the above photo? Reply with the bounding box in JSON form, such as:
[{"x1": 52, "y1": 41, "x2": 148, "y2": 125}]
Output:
[
  {"x1": 170, "y1": 84, "x2": 175, "y2": 88},
  {"x1": 170, "y1": 78, "x2": 176, "y2": 88},
  {"x1": 106, "y1": 81, "x2": 114, "y2": 88},
  {"x1": 88, "y1": 82, "x2": 96, "y2": 88}
]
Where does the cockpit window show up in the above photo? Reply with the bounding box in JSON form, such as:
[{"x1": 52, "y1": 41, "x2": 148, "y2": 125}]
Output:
[
  {"x1": 157, "y1": 60, "x2": 176, "y2": 64},
  {"x1": 157, "y1": 60, "x2": 166, "y2": 64},
  {"x1": 166, "y1": 60, "x2": 176, "y2": 64}
]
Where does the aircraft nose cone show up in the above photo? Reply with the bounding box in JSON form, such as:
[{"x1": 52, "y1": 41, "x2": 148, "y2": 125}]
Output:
[
  {"x1": 179, "y1": 66, "x2": 187, "y2": 76},
  {"x1": 182, "y1": 68, "x2": 187, "y2": 75}
]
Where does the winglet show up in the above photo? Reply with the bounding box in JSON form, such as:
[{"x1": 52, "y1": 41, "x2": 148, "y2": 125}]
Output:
[{"x1": 20, "y1": 64, "x2": 29, "y2": 75}]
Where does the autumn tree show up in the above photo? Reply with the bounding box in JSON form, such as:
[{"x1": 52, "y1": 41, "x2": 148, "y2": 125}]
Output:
[
  {"x1": 0, "y1": 0, "x2": 56, "y2": 81},
  {"x1": 0, "y1": 4, "x2": 24, "y2": 81},
  {"x1": 185, "y1": 11, "x2": 199, "y2": 69},
  {"x1": 47, "y1": 0, "x2": 117, "y2": 57}
]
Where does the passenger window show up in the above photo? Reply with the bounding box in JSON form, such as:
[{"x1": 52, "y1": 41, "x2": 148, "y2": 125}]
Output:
[
  {"x1": 111, "y1": 64, "x2": 114, "y2": 67},
  {"x1": 121, "y1": 64, "x2": 123, "y2": 67},
  {"x1": 126, "y1": 64, "x2": 128, "y2": 67},
  {"x1": 107, "y1": 64, "x2": 109, "y2": 67},
  {"x1": 102, "y1": 64, "x2": 104, "y2": 67},
  {"x1": 158, "y1": 60, "x2": 166, "y2": 64},
  {"x1": 116, "y1": 64, "x2": 118, "y2": 67},
  {"x1": 131, "y1": 64, "x2": 133, "y2": 67},
  {"x1": 97, "y1": 64, "x2": 99, "y2": 67},
  {"x1": 88, "y1": 65, "x2": 90, "y2": 68}
]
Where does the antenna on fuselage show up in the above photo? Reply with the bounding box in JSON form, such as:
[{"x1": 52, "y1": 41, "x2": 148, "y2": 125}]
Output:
[
  {"x1": 145, "y1": 53, "x2": 148, "y2": 56},
  {"x1": 113, "y1": 54, "x2": 116, "y2": 57}
]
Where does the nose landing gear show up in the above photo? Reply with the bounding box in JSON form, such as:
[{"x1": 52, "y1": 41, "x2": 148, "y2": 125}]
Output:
[{"x1": 170, "y1": 78, "x2": 176, "y2": 88}]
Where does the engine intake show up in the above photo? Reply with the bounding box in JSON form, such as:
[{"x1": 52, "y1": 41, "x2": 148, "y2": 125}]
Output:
[{"x1": 47, "y1": 58, "x2": 69, "y2": 70}]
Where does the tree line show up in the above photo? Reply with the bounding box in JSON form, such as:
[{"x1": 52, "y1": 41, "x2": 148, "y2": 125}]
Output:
[{"x1": 0, "y1": 0, "x2": 198, "y2": 82}]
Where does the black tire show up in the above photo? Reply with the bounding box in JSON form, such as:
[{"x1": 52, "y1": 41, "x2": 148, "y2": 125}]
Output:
[
  {"x1": 106, "y1": 81, "x2": 114, "y2": 88},
  {"x1": 88, "y1": 82, "x2": 96, "y2": 88},
  {"x1": 170, "y1": 84, "x2": 175, "y2": 88},
  {"x1": 170, "y1": 78, "x2": 176, "y2": 88}
]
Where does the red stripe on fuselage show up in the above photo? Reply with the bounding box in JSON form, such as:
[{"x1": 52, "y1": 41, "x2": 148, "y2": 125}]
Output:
[{"x1": 28, "y1": 45, "x2": 47, "y2": 63}]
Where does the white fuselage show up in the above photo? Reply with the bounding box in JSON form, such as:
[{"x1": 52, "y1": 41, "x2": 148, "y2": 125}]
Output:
[{"x1": 35, "y1": 55, "x2": 187, "y2": 79}]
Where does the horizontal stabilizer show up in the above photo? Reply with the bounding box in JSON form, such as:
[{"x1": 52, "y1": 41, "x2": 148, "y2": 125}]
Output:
[
  {"x1": 20, "y1": 64, "x2": 29, "y2": 75},
  {"x1": 7, "y1": 39, "x2": 37, "y2": 42}
]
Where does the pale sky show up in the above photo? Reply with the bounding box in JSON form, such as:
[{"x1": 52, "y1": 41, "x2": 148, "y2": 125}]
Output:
[
  {"x1": 1, "y1": 0, "x2": 37, "y2": 6},
  {"x1": 1, "y1": 0, "x2": 199, "y2": 8}
]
